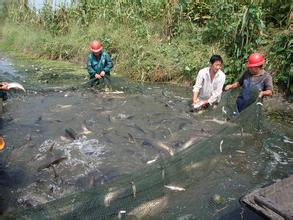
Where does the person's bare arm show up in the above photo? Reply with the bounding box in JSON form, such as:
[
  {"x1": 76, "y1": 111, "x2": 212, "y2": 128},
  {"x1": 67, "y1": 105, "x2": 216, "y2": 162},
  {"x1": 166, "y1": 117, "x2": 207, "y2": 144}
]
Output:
[
  {"x1": 259, "y1": 90, "x2": 272, "y2": 98},
  {"x1": 192, "y1": 91, "x2": 199, "y2": 104},
  {"x1": 225, "y1": 82, "x2": 240, "y2": 91}
]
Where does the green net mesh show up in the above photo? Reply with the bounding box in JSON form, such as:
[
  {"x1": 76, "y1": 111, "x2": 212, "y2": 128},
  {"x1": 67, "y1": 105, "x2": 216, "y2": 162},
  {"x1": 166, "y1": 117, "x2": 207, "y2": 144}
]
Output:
[{"x1": 2, "y1": 89, "x2": 292, "y2": 220}]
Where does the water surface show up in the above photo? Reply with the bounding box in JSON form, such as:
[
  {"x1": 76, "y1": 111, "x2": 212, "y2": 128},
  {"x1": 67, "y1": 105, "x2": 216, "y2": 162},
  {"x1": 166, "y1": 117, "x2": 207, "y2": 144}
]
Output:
[{"x1": 0, "y1": 53, "x2": 292, "y2": 219}]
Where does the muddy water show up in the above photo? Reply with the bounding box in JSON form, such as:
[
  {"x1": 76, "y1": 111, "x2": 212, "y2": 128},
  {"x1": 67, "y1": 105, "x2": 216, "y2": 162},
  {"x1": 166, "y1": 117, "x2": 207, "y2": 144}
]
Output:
[
  {"x1": 0, "y1": 54, "x2": 291, "y2": 219},
  {"x1": 0, "y1": 87, "x2": 209, "y2": 208}
]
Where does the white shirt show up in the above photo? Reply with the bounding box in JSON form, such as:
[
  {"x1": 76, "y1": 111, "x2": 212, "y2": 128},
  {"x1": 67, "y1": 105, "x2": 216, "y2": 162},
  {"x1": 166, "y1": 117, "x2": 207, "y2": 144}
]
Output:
[{"x1": 193, "y1": 67, "x2": 226, "y2": 105}]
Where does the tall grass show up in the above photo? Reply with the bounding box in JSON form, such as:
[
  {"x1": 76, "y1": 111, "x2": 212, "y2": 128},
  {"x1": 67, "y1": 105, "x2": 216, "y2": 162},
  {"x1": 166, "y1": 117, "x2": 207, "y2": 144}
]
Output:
[
  {"x1": 0, "y1": 0, "x2": 292, "y2": 95},
  {"x1": 1, "y1": 0, "x2": 215, "y2": 83}
]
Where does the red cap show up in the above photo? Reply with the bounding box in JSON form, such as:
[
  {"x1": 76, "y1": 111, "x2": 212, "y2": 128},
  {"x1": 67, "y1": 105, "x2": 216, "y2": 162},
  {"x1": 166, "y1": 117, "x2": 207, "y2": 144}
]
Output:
[
  {"x1": 246, "y1": 53, "x2": 265, "y2": 67},
  {"x1": 90, "y1": 40, "x2": 103, "y2": 53}
]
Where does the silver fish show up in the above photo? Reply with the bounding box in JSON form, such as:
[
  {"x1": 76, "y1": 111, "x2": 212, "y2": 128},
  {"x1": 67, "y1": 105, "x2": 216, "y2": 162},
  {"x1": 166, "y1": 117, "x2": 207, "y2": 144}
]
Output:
[
  {"x1": 128, "y1": 196, "x2": 168, "y2": 218},
  {"x1": 47, "y1": 142, "x2": 55, "y2": 153},
  {"x1": 128, "y1": 133, "x2": 136, "y2": 144},
  {"x1": 179, "y1": 137, "x2": 198, "y2": 152},
  {"x1": 131, "y1": 181, "x2": 136, "y2": 198},
  {"x1": 222, "y1": 106, "x2": 227, "y2": 114},
  {"x1": 236, "y1": 150, "x2": 246, "y2": 154},
  {"x1": 60, "y1": 135, "x2": 71, "y2": 142},
  {"x1": 219, "y1": 140, "x2": 223, "y2": 153},
  {"x1": 183, "y1": 161, "x2": 203, "y2": 172},
  {"x1": 7, "y1": 137, "x2": 33, "y2": 162},
  {"x1": 57, "y1": 104, "x2": 72, "y2": 109},
  {"x1": 81, "y1": 124, "x2": 92, "y2": 135},
  {"x1": 284, "y1": 139, "x2": 293, "y2": 144},
  {"x1": 183, "y1": 156, "x2": 222, "y2": 173},
  {"x1": 204, "y1": 118, "x2": 227, "y2": 125},
  {"x1": 37, "y1": 156, "x2": 67, "y2": 171},
  {"x1": 164, "y1": 185, "x2": 186, "y2": 192},
  {"x1": 232, "y1": 132, "x2": 253, "y2": 137},
  {"x1": 193, "y1": 100, "x2": 205, "y2": 110},
  {"x1": 7, "y1": 82, "x2": 25, "y2": 92},
  {"x1": 104, "y1": 91, "x2": 124, "y2": 94},
  {"x1": 155, "y1": 141, "x2": 174, "y2": 156},
  {"x1": 146, "y1": 155, "x2": 159, "y2": 164},
  {"x1": 104, "y1": 188, "x2": 124, "y2": 207},
  {"x1": 117, "y1": 210, "x2": 126, "y2": 219}
]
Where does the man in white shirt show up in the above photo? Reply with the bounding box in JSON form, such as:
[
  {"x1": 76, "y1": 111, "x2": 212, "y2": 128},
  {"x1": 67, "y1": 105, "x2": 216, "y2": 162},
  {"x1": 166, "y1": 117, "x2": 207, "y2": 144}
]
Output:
[{"x1": 192, "y1": 55, "x2": 226, "y2": 109}]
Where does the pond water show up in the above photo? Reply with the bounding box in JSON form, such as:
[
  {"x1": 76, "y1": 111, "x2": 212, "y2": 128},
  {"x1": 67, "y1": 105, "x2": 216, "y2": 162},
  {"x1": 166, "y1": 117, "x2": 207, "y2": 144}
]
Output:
[
  {"x1": 28, "y1": 0, "x2": 73, "y2": 10},
  {"x1": 0, "y1": 53, "x2": 292, "y2": 219}
]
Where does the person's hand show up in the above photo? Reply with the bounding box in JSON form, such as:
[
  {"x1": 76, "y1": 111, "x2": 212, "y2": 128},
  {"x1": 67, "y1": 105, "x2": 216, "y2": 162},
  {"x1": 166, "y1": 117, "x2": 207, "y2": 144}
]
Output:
[
  {"x1": 100, "y1": 71, "x2": 105, "y2": 77},
  {"x1": 193, "y1": 99, "x2": 202, "y2": 108},
  {"x1": 0, "y1": 82, "x2": 9, "y2": 91},
  {"x1": 95, "y1": 74, "x2": 102, "y2": 79},
  {"x1": 202, "y1": 100, "x2": 209, "y2": 106},
  {"x1": 225, "y1": 84, "x2": 232, "y2": 91},
  {"x1": 192, "y1": 99, "x2": 200, "y2": 105}
]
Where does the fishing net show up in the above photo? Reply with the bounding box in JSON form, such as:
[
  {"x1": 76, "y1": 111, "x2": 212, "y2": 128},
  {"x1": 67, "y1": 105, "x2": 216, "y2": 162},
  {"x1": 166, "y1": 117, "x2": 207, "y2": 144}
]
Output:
[{"x1": 2, "y1": 88, "x2": 292, "y2": 220}]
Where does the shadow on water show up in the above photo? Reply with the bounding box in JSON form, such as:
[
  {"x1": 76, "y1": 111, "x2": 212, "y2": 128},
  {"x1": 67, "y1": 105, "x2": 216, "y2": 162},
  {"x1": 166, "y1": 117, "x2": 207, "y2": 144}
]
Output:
[
  {"x1": 0, "y1": 163, "x2": 26, "y2": 214},
  {"x1": 0, "y1": 53, "x2": 291, "y2": 219},
  {"x1": 217, "y1": 205, "x2": 264, "y2": 220}
]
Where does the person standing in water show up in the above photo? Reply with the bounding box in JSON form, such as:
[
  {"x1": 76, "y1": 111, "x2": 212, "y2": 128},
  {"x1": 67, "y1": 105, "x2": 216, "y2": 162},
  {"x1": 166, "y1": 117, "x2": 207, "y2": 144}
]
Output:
[
  {"x1": 192, "y1": 55, "x2": 226, "y2": 110},
  {"x1": 225, "y1": 53, "x2": 273, "y2": 113}
]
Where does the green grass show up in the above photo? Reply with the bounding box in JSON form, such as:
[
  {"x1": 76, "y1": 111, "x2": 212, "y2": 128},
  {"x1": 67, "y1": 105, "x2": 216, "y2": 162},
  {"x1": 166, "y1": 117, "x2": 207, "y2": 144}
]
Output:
[
  {"x1": 0, "y1": 15, "x2": 214, "y2": 86},
  {"x1": 1, "y1": 0, "x2": 290, "y2": 97}
]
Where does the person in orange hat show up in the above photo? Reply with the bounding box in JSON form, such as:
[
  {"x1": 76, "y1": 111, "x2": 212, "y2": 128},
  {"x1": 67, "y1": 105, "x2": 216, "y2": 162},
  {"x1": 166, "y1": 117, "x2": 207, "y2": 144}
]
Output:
[
  {"x1": 87, "y1": 40, "x2": 113, "y2": 86},
  {"x1": 225, "y1": 53, "x2": 273, "y2": 113}
]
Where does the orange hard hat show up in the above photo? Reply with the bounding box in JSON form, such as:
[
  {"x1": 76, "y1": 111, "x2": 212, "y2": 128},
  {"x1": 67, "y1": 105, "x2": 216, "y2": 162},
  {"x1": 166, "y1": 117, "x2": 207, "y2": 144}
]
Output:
[
  {"x1": 90, "y1": 40, "x2": 103, "y2": 53},
  {"x1": 0, "y1": 136, "x2": 5, "y2": 151},
  {"x1": 246, "y1": 53, "x2": 265, "y2": 68}
]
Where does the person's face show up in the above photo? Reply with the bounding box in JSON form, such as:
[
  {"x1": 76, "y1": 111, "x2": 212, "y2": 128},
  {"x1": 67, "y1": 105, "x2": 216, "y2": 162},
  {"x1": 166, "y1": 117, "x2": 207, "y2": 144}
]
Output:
[
  {"x1": 248, "y1": 66, "x2": 262, "y2": 75},
  {"x1": 93, "y1": 50, "x2": 102, "y2": 57},
  {"x1": 210, "y1": 61, "x2": 222, "y2": 74}
]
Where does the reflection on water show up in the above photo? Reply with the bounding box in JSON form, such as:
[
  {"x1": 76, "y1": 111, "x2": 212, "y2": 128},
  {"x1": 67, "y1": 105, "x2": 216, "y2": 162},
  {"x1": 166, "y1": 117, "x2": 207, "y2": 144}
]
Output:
[{"x1": 0, "y1": 54, "x2": 291, "y2": 219}]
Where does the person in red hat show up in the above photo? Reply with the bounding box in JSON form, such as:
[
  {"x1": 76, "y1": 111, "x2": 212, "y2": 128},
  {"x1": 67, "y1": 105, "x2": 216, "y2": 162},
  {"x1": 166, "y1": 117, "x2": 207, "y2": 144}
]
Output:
[
  {"x1": 87, "y1": 40, "x2": 113, "y2": 86},
  {"x1": 225, "y1": 53, "x2": 273, "y2": 113}
]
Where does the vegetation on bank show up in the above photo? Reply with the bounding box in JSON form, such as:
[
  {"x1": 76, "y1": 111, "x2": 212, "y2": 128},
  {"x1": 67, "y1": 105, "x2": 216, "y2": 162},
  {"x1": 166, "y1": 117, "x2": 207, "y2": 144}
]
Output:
[{"x1": 0, "y1": 0, "x2": 292, "y2": 96}]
